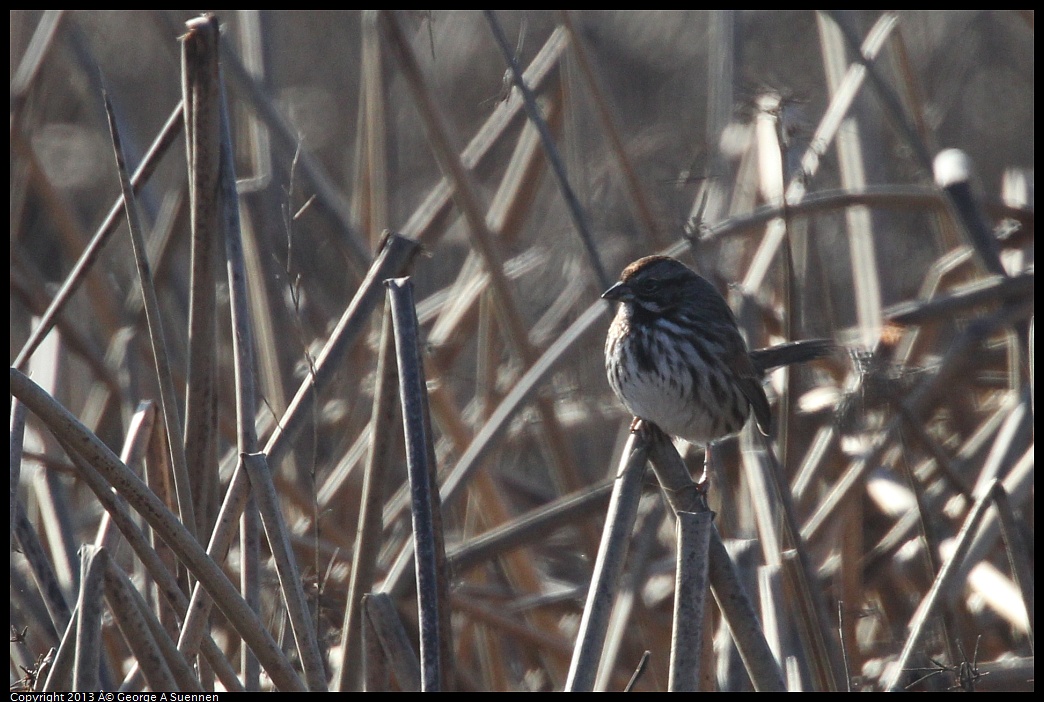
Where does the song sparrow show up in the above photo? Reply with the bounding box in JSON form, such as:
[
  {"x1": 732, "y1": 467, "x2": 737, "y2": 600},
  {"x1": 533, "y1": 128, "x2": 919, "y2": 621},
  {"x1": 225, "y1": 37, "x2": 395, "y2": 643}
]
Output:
[{"x1": 603, "y1": 255, "x2": 831, "y2": 444}]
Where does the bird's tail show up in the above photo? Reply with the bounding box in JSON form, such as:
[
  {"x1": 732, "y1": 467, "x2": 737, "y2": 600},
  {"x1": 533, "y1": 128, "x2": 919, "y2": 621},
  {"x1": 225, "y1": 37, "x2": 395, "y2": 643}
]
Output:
[{"x1": 749, "y1": 339, "x2": 834, "y2": 375}]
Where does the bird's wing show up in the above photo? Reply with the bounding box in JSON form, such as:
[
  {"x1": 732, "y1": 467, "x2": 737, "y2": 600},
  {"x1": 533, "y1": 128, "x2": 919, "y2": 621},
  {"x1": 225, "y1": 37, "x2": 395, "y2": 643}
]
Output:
[{"x1": 726, "y1": 340, "x2": 771, "y2": 436}]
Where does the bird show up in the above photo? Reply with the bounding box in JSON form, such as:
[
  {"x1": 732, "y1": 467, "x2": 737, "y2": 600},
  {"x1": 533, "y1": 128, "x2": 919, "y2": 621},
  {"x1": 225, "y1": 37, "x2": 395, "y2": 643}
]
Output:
[{"x1": 602, "y1": 255, "x2": 832, "y2": 445}]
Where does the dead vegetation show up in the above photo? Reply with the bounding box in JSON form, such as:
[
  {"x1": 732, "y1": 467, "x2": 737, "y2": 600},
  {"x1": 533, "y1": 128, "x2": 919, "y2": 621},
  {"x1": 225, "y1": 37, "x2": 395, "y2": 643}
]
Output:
[{"x1": 10, "y1": 10, "x2": 1033, "y2": 692}]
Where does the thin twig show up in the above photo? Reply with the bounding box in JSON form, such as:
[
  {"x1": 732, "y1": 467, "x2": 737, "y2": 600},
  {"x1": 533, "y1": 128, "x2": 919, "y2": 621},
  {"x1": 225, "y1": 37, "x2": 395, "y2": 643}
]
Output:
[
  {"x1": 14, "y1": 101, "x2": 185, "y2": 370},
  {"x1": 102, "y1": 90, "x2": 197, "y2": 543},
  {"x1": 564, "y1": 431, "x2": 648, "y2": 691},
  {"x1": 387, "y1": 277, "x2": 447, "y2": 691},
  {"x1": 486, "y1": 10, "x2": 610, "y2": 290}
]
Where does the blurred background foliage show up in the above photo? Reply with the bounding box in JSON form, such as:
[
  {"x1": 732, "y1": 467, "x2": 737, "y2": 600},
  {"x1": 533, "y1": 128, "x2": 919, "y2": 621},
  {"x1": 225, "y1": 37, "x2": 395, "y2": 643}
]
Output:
[{"x1": 10, "y1": 10, "x2": 1033, "y2": 691}]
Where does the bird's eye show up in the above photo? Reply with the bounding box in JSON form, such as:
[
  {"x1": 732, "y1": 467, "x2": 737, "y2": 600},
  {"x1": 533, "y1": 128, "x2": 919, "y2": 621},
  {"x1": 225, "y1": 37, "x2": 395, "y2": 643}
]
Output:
[{"x1": 638, "y1": 279, "x2": 661, "y2": 295}]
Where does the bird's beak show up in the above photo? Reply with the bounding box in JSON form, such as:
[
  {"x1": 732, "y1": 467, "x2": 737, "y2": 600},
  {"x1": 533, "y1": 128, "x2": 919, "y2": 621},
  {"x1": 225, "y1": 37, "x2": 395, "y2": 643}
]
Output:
[{"x1": 601, "y1": 281, "x2": 632, "y2": 302}]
